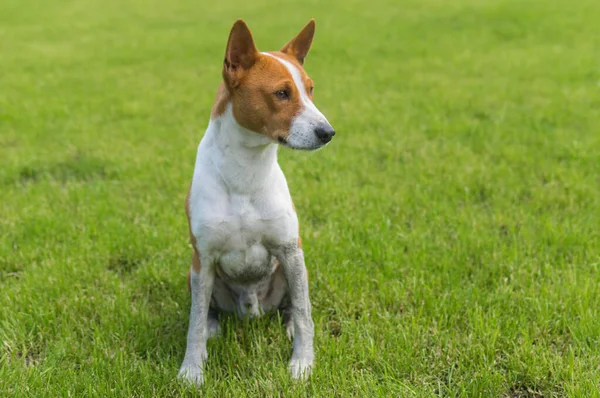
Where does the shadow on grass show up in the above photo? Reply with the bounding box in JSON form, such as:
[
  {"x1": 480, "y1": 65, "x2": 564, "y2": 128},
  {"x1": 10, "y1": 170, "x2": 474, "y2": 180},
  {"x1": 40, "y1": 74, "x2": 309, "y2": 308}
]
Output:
[
  {"x1": 107, "y1": 253, "x2": 146, "y2": 277},
  {"x1": 5, "y1": 153, "x2": 116, "y2": 186}
]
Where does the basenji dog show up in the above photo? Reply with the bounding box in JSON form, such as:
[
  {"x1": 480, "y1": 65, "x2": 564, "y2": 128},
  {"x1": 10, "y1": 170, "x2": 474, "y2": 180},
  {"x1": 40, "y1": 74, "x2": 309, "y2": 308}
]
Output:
[{"x1": 178, "y1": 19, "x2": 335, "y2": 385}]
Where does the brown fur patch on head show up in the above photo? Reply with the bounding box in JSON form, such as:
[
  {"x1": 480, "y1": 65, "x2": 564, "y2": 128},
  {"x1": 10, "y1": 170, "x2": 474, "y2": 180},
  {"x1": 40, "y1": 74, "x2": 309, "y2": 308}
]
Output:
[
  {"x1": 213, "y1": 20, "x2": 317, "y2": 142},
  {"x1": 214, "y1": 52, "x2": 316, "y2": 140},
  {"x1": 228, "y1": 53, "x2": 304, "y2": 141}
]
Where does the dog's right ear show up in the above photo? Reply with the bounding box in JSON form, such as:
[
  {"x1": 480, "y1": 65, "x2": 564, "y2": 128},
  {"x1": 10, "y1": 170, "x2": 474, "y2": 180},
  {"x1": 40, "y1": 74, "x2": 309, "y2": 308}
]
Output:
[
  {"x1": 223, "y1": 19, "x2": 259, "y2": 88},
  {"x1": 281, "y1": 19, "x2": 315, "y2": 65}
]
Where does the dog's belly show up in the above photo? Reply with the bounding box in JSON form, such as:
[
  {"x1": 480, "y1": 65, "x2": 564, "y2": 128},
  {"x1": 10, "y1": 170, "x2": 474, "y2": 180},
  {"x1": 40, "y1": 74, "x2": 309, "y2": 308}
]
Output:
[{"x1": 217, "y1": 243, "x2": 272, "y2": 283}]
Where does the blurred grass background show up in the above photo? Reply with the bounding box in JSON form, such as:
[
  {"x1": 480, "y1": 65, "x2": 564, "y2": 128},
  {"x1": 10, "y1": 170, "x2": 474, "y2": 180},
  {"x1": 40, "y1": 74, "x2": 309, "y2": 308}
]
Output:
[{"x1": 1, "y1": 0, "x2": 600, "y2": 396}]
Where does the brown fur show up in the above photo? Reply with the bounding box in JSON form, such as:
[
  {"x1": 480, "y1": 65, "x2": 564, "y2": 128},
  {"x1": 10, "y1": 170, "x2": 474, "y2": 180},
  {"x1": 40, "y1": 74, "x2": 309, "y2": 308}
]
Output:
[
  {"x1": 229, "y1": 54, "x2": 303, "y2": 141},
  {"x1": 281, "y1": 19, "x2": 316, "y2": 65},
  {"x1": 210, "y1": 83, "x2": 230, "y2": 119},
  {"x1": 212, "y1": 52, "x2": 314, "y2": 124}
]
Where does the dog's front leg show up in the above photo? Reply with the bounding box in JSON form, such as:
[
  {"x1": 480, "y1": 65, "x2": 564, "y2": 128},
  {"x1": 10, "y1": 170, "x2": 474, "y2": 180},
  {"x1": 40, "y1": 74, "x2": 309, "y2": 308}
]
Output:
[
  {"x1": 178, "y1": 252, "x2": 215, "y2": 385},
  {"x1": 276, "y1": 245, "x2": 315, "y2": 379}
]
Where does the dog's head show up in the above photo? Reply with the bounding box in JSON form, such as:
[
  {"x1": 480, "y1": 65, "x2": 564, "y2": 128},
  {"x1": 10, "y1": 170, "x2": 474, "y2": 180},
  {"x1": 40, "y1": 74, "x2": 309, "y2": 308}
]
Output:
[{"x1": 216, "y1": 19, "x2": 335, "y2": 150}]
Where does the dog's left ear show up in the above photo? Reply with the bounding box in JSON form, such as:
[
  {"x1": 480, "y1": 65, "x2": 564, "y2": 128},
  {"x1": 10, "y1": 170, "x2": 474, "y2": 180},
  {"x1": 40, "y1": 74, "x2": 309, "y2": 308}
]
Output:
[
  {"x1": 223, "y1": 19, "x2": 259, "y2": 88},
  {"x1": 281, "y1": 19, "x2": 316, "y2": 65}
]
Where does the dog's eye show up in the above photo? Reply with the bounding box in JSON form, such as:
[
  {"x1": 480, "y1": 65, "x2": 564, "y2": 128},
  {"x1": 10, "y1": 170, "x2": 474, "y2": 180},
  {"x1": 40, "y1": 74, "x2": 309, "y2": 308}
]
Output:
[
  {"x1": 309, "y1": 87, "x2": 314, "y2": 96},
  {"x1": 274, "y1": 89, "x2": 290, "y2": 100}
]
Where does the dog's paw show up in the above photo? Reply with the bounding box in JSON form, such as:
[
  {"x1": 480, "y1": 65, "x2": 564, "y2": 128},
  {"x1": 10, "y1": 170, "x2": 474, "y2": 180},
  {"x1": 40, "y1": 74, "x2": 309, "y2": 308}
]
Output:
[
  {"x1": 178, "y1": 362, "x2": 205, "y2": 385},
  {"x1": 289, "y1": 357, "x2": 313, "y2": 380}
]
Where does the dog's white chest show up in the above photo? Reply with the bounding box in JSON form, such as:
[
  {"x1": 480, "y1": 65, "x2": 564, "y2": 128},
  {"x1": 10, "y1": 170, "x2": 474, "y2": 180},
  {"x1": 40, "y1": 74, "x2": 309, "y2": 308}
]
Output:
[
  {"x1": 188, "y1": 118, "x2": 299, "y2": 282},
  {"x1": 213, "y1": 195, "x2": 272, "y2": 280},
  {"x1": 191, "y1": 184, "x2": 295, "y2": 281}
]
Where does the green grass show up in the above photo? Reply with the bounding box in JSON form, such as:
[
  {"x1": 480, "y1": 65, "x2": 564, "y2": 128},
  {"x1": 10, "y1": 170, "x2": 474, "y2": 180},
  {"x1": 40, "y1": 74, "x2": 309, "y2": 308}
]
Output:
[{"x1": 1, "y1": 0, "x2": 600, "y2": 396}]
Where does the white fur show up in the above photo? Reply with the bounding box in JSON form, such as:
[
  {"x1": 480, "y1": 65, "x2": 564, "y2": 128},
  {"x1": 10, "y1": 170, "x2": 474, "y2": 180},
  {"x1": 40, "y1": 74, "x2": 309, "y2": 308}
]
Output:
[
  {"x1": 179, "y1": 103, "x2": 315, "y2": 384},
  {"x1": 187, "y1": 105, "x2": 299, "y2": 254}
]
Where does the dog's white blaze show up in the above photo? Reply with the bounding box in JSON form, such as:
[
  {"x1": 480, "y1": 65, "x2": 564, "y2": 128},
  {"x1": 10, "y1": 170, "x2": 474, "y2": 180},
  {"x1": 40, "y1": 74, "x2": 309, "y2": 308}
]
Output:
[
  {"x1": 263, "y1": 53, "x2": 326, "y2": 117},
  {"x1": 262, "y1": 53, "x2": 327, "y2": 116}
]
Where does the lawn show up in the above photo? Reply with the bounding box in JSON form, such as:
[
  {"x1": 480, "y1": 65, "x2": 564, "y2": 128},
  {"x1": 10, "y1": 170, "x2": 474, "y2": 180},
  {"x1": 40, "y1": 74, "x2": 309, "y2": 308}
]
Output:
[{"x1": 1, "y1": 0, "x2": 600, "y2": 396}]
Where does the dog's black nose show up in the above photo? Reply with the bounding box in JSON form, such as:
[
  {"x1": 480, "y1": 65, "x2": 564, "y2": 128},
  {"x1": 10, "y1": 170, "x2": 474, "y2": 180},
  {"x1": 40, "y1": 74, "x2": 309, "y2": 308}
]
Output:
[{"x1": 314, "y1": 124, "x2": 335, "y2": 144}]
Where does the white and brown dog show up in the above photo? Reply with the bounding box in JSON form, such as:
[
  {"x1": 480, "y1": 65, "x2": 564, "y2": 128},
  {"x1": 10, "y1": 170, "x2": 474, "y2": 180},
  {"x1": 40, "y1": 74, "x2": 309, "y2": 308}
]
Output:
[{"x1": 178, "y1": 19, "x2": 335, "y2": 384}]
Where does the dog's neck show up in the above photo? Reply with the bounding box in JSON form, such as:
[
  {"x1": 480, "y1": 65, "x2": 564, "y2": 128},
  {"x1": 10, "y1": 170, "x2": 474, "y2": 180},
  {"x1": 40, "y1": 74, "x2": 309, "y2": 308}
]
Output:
[{"x1": 202, "y1": 104, "x2": 280, "y2": 194}]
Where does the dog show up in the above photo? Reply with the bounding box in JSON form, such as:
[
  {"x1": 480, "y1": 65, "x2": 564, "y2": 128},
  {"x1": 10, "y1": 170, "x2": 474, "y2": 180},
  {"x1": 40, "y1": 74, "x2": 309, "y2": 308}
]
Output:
[{"x1": 178, "y1": 19, "x2": 335, "y2": 385}]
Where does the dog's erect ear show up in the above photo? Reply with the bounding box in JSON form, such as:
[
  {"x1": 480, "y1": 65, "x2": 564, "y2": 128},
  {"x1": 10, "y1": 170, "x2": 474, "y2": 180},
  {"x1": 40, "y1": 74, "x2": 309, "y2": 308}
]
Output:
[
  {"x1": 281, "y1": 19, "x2": 316, "y2": 65},
  {"x1": 223, "y1": 19, "x2": 259, "y2": 87}
]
